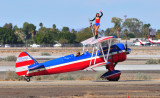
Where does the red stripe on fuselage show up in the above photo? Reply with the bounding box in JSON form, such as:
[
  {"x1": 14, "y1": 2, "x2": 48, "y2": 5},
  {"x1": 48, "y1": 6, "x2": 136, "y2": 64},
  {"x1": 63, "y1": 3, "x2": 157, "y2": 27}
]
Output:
[{"x1": 16, "y1": 60, "x2": 34, "y2": 68}]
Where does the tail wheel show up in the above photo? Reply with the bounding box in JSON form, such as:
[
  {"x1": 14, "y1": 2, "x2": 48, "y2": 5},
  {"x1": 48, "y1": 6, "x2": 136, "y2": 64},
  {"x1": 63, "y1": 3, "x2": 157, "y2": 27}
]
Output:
[
  {"x1": 24, "y1": 77, "x2": 30, "y2": 82},
  {"x1": 107, "y1": 76, "x2": 120, "y2": 81}
]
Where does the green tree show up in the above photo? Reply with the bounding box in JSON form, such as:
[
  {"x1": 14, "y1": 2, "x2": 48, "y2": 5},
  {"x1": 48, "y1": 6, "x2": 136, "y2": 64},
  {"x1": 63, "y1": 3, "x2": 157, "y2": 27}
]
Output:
[
  {"x1": 58, "y1": 32, "x2": 76, "y2": 43},
  {"x1": 62, "y1": 27, "x2": 70, "y2": 33},
  {"x1": 111, "y1": 17, "x2": 122, "y2": 38},
  {"x1": 3, "y1": 23, "x2": 13, "y2": 30},
  {"x1": 0, "y1": 28, "x2": 22, "y2": 44},
  {"x1": 58, "y1": 39, "x2": 69, "y2": 44},
  {"x1": 33, "y1": 32, "x2": 55, "y2": 44},
  {"x1": 13, "y1": 25, "x2": 18, "y2": 32},
  {"x1": 39, "y1": 22, "x2": 43, "y2": 28},
  {"x1": 123, "y1": 18, "x2": 143, "y2": 38},
  {"x1": 105, "y1": 28, "x2": 116, "y2": 36},
  {"x1": 71, "y1": 29, "x2": 76, "y2": 33},
  {"x1": 156, "y1": 30, "x2": 160, "y2": 39},
  {"x1": 128, "y1": 33, "x2": 135, "y2": 38},
  {"x1": 23, "y1": 22, "x2": 36, "y2": 39},
  {"x1": 52, "y1": 24, "x2": 56, "y2": 31},
  {"x1": 75, "y1": 27, "x2": 92, "y2": 43},
  {"x1": 142, "y1": 24, "x2": 150, "y2": 38}
]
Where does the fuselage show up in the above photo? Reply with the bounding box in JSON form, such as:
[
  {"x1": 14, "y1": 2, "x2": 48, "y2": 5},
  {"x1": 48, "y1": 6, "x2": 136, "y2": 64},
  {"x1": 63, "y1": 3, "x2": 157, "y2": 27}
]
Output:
[{"x1": 26, "y1": 43, "x2": 130, "y2": 77}]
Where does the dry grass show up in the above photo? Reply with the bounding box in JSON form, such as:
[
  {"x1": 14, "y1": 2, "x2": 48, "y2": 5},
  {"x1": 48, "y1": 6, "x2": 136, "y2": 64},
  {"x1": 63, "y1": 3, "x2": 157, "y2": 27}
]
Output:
[
  {"x1": 41, "y1": 52, "x2": 51, "y2": 56},
  {"x1": 4, "y1": 71, "x2": 158, "y2": 81},
  {"x1": 134, "y1": 72, "x2": 151, "y2": 80},
  {"x1": 5, "y1": 71, "x2": 24, "y2": 81},
  {"x1": 4, "y1": 71, "x2": 106, "y2": 81},
  {"x1": 5, "y1": 56, "x2": 17, "y2": 61}
]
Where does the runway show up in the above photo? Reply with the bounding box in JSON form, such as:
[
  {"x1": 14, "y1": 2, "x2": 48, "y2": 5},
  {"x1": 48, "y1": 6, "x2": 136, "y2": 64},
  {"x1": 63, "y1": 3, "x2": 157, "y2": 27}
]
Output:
[{"x1": 0, "y1": 80, "x2": 160, "y2": 98}]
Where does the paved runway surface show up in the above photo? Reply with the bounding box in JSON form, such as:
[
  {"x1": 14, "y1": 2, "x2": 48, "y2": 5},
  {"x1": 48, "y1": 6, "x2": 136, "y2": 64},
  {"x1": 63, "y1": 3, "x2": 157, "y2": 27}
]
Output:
[{"x1": 0, "y1": 80, "x2": 160, "y2": 98}]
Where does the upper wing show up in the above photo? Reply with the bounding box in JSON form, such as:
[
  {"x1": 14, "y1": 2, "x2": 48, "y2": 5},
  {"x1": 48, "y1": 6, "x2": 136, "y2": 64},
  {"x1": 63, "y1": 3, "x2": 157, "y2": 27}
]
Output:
[
  {"x1": 91, "y1": 36, "x2": 115, "y2": 44},
  {"x1": 81, "y1": 37, "x2": 95, "y2": 45},
  {"x1": 81, "y1": 36, "x2": 115, "y2": 45}
]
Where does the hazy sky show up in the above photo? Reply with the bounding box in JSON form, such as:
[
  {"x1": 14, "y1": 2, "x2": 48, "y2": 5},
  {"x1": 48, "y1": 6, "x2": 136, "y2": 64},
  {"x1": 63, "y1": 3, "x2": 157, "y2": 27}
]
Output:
[{"x1": 0, "y1": 0, "x2": 159, "y2": 30}]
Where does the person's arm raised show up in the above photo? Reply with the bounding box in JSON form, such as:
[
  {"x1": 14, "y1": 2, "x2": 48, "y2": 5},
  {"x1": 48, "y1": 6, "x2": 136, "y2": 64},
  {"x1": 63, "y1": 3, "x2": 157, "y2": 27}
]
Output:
[{"x1": 99, "y1": 10, "x2": 103, "y2": 18}]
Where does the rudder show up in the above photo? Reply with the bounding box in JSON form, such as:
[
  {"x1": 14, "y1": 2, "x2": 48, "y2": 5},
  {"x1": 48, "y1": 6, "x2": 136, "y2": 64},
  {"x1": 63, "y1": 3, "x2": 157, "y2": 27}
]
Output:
[{"x1": 15, "y1": 52, "x2": 37, "y2": 76}]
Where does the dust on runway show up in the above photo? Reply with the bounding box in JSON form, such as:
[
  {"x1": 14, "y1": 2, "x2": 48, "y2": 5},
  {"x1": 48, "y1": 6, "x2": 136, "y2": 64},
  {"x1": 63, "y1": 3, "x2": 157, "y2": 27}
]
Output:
[{"x1": 0, "y1": 80, "x2": 160, "y2": 98}]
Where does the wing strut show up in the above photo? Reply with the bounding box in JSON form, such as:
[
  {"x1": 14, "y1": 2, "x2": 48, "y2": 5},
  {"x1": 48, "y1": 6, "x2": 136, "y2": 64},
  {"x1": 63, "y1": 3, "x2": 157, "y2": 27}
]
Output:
[
  {"x1": 106, "y1": 39, "x2": 112, "y2": 62},
  {"x1": 99, "y1": 42, "x2": 106, "y2": 62},
  {"x1": 93, "y1": 45, "x2": 99, "y2": 65},
  {"x1": 89, "y1": 46, "x2": 95, "y2": 66}
]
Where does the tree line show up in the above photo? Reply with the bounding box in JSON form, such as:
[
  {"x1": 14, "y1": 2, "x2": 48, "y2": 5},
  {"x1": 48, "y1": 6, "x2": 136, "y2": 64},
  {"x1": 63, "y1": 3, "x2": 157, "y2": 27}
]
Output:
[{"x1": 0, "y1": 17, "x2": 160, "y2": 44}]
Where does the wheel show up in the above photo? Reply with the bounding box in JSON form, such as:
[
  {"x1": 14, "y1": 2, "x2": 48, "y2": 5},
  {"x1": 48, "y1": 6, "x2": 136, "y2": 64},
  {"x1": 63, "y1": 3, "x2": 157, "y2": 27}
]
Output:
[
  {"x1": 24, "y1": 77, "x2": 30, "y2": 82},
  {"x1": 107, "y1": 76, "x2": 120, "y2": 81},
  {"x1": 26, "y1": 78, "x2": 30, "y2": 82}
]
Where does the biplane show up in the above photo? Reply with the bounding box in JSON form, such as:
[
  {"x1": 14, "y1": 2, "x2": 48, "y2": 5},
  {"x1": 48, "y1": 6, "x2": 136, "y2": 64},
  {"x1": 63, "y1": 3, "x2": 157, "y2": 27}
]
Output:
[{"x1": 15, "y1": 35, "x2": 131, "y2": 82}]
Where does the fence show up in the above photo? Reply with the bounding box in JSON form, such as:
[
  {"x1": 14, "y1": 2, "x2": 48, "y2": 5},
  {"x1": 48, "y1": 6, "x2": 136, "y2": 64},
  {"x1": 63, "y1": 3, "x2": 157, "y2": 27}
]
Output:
[{"x1": 0, "y1": 43, "x2": 83, "y2": 48}]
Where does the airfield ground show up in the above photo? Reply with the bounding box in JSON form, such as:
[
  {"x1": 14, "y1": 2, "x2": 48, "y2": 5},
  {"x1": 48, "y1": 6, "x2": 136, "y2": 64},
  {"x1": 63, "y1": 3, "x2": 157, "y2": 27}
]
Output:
[
  {"x1": 0, "y1": 80, "x2": 160, "y2": 98},
  {"x1": 0, "y1": 71, "x2": 160, "y2": 98},
  {"x1": 0, "y1": 47, "x2": 159, "y2": 98}
]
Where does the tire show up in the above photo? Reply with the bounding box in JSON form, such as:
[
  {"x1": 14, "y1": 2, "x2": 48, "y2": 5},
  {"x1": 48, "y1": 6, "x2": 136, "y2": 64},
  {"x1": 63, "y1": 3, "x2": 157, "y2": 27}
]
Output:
[
  {"x1": 24, "y1": 77, "x2": 30, "y2": 82},
  {"x1": 107, "y1": 76, "x2": 120, "y2": 81},
  {"x1": 26, "y1": 78, "x2": 30, "y2": 82}
]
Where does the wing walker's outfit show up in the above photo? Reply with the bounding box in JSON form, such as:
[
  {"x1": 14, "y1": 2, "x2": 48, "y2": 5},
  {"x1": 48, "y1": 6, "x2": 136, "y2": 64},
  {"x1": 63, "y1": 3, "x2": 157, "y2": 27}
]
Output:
[{"x1": 90, "y1": 12, "x2": 103, "y2": 39}]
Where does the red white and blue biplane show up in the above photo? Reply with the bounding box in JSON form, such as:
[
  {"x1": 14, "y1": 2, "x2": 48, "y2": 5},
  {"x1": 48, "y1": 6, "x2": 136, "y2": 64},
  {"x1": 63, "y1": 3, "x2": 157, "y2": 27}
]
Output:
[{"x1": 15, "y1": 35, "x2": 131, "y2": 82}]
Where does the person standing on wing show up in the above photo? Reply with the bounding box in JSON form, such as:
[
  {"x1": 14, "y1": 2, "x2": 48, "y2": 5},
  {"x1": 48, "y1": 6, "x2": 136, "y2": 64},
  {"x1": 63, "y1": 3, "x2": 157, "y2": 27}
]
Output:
[{"x1": 90, "y1": 9, "x2": 103, "y2": 39}]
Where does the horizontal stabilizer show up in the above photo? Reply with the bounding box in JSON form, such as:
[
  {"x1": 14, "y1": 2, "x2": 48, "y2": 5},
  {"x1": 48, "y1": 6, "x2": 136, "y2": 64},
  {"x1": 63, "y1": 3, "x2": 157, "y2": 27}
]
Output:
[{"x1": 28, "y1": 64, "x2": 45, "y2": 71}]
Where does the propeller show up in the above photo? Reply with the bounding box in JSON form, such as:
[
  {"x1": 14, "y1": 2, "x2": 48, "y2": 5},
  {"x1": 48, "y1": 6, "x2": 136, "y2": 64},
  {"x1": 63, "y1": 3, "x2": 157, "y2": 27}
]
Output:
[
  {"x1": 124, "y1": 30, "x2": 128, "y2": 53},
  {"x1": 125, "y1": 40, "x2": 128, "y2": 51}
]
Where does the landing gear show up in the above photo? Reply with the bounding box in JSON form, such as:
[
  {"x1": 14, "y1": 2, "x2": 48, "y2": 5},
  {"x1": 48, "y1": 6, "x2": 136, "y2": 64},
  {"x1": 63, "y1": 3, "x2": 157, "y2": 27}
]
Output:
[
  {"x1": 100, "y1": 63, "x2": 121, "y2": 81},
  {"x1": 24, "y1": 77, "x2": 30, "y2": 82},
  {"x1": 107, "y1": 76, "x2": 120, "y2": 81},
  {"x1": 113, "y1": 62, "x2": 118, "y2": 67},
  {"x1": 101, "y1": 70, "x2": 121, "y2": 81}
]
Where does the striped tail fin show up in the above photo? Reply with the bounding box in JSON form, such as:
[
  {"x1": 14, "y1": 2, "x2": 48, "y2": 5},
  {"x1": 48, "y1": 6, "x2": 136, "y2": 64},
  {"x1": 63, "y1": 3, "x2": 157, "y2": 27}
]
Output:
[{"x1": 15, "y1": 52, "x2": 38, "y2": 76}]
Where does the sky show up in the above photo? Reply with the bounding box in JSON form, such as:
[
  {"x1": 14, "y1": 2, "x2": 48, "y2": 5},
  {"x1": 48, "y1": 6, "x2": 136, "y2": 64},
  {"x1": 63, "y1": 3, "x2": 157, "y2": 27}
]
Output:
[{"x1": 0, "y1": 0, "x2": 160, "y2": 30}]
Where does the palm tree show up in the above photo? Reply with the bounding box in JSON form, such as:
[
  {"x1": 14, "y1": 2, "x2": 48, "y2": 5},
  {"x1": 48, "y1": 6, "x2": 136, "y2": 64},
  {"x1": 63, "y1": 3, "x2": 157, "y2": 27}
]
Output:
[{"x1": 111, "y1": 17, "x2": 122, "y2": 38}]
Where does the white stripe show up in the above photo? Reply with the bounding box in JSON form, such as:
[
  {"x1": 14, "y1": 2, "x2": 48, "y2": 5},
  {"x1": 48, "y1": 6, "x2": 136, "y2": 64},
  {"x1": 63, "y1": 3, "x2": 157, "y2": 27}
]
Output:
[
  {"x1": 16, "y1": 56, "x2": 32, "y2": 63},
  {"x1": 16, "y1": 65, "x2": 28, "y2": 72}
]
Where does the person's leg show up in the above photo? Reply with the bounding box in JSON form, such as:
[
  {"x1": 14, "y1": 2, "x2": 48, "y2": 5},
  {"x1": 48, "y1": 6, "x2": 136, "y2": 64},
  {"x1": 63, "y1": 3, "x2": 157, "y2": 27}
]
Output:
[
  {"x1": 95, "y1": 25, "x2": 100, "y2": 38},
  {"x1": 94, "y1": 25, "x2": 96, "y2": 37}
]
